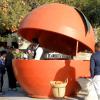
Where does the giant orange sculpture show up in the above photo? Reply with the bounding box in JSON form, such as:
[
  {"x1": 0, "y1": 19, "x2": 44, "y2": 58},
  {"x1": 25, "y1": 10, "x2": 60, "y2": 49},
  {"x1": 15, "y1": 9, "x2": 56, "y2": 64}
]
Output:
[{"x1": 12, "y1": 3, "x2": 95, "y2": 98}]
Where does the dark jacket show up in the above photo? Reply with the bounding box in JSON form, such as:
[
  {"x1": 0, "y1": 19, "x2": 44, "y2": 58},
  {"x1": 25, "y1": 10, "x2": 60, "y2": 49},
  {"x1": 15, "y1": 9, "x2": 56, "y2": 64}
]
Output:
[
  {"x1": 90, "y1": 51, "x2": 100, "y2": 77},
  {"x1": 0, "y1": 59, "x2": 6, "y2": 74},
  {"x1": 5, "y1": 52, "x2": 14, "y2": 67}
]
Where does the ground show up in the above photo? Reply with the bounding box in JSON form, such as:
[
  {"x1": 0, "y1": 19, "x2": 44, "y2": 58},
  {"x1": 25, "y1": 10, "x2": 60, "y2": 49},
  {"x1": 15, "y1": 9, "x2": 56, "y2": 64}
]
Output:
[{"x1": 0, "y1": 73, "x2": 86, "y2": 100}]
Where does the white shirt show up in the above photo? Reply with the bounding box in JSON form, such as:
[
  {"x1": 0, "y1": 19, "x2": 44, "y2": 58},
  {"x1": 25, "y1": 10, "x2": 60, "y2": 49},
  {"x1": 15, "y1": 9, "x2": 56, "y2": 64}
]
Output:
[
  {"x1": 34, "y1": 47, "x2": 43, "y2": 60},
  {"x1": 23, "y1": 53, "x2": 28, "y2": 59}
]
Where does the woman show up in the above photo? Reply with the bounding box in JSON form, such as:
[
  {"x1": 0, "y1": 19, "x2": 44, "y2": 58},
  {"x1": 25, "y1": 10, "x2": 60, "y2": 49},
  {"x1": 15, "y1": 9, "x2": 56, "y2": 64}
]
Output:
[{"x1": 90, "y1": 42, "x2": 100, "y2": 100}]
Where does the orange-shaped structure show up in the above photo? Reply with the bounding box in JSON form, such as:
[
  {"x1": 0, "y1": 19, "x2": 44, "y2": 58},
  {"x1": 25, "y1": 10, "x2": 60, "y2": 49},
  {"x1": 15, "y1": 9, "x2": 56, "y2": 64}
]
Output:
[
  {"x1": 13, "y1": 3, "x2": 95, "y2": 98},
  {"x1": 19, "y1": 3, "x2": 95, "y2": 55}
]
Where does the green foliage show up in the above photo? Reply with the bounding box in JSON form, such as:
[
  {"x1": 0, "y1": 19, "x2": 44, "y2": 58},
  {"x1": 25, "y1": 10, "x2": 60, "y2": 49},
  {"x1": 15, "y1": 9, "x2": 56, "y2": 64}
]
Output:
[
  {"x1": 0, "y1": 36, "x2": 7, "y2": 42},
  {"x1": 95, "y1": 27, "x2": 100, "y2": 42},
  {"x1": 0, "y1": 0, "x2": 31, "y2": 34},
  {"x1": 79, "y1": 0, "x2": 100, "y2": 27},
  {"x1": 24, "y1": 0, "x2": 58, "y2": 9}
]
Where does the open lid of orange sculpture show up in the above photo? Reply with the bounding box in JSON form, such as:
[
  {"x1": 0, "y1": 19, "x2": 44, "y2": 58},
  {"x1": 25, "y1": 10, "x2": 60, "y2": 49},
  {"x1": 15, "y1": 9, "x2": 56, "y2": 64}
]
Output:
[{"x1": 18, "y1": 3, "x2": 95, "y2": 55}]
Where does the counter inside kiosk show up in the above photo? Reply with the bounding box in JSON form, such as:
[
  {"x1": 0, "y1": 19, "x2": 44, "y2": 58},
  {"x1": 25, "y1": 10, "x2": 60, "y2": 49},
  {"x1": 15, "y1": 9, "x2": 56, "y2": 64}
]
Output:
[{"x1": 12, "y1": 3, "x2": 95, "y2": 98}]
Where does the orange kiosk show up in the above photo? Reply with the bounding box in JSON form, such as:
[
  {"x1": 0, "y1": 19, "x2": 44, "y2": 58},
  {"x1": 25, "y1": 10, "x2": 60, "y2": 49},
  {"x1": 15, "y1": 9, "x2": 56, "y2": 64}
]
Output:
[{"x1": 12, "y1": 3, "x2": 95, "y2": 98}]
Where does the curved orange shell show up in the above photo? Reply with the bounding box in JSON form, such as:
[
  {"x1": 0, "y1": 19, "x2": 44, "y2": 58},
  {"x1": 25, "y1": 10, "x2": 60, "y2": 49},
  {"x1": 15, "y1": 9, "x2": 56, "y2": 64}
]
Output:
[{"x1": 18, "y1": 3, "x2": 95, "y2": 55}]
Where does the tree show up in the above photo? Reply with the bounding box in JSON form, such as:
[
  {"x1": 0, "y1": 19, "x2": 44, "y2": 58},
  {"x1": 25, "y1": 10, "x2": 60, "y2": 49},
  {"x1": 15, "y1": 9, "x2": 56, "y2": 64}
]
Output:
[
  {"x1": 0, "y1": 0, "x2": 31, "y2": 34},
  {"x1": 24, "y1": 0, "x2": 59, "y2": 9},
  {"x1": 81, "y1": 0, "x2": 100, "y2": 27}
]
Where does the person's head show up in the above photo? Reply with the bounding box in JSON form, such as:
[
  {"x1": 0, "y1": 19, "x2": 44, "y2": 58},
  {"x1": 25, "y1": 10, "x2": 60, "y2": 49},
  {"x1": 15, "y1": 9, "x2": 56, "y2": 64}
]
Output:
[
  {"x1": 8, "y1": 46, "x2": 14, "y2": 52},
  {"x1": 95, "y1": 42, "x2": 100, "y2": 52},
  {"x1": 0, "y1": 51, "x2": 7, "y2": 60},
  {"x1": 32, "y1": 38, "x2": 39, "y2": 46}
]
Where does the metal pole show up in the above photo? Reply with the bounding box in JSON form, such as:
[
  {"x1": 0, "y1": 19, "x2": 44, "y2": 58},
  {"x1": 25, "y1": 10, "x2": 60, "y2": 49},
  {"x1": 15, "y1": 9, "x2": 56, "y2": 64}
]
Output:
[{"x1": 76, "y1": 41, "x2": 79, "y2": 55}]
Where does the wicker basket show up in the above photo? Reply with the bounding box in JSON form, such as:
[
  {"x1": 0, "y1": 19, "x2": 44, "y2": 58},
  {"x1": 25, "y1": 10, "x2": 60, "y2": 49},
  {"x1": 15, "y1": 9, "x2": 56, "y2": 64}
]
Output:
[{"x1": 50, "y1": 80, "x2": 68, "y2": 98}]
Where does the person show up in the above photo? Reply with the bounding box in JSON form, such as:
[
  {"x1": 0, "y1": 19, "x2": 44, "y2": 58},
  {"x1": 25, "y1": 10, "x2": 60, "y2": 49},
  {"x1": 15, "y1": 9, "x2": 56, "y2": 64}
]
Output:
[
  {"x1": 0, "y1": 51, "x2": 7, "y2": 94},
  {"x1": 90, "y1": 42, "x2": 100, "y2": 100},
  {"x1": 27, "y1": 38, "x2": 50, "y2": 60},
  {"x1": 23, "y1": 51, "x2": 28, "y2": 59},
  {"x1": 5, "y1": 47, "x2": 17, "y2": 90},
  {"x1": 32, "y1": 38, "x2": 43, "y2": 60}
]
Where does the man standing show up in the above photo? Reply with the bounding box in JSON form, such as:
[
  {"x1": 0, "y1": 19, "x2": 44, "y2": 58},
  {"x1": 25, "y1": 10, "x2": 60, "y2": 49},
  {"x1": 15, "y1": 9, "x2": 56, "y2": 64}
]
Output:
[
  {"x1": 5, "y1": 47, "x2": 16, "y2": 90},
  {"x1": 90, "y1": 42, "x2": 100, "y2": 100},
  {"x1": 32, "y1": 38, "x2": 43, "y2": 60}
]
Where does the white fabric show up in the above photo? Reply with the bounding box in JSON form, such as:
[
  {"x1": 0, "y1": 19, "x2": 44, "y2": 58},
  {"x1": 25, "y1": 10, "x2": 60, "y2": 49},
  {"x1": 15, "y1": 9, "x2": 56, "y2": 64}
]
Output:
[
  {"x1": 23, "y1": 53, "x2": 28, "y2": 59},
  {"x1": 85, "y1": 75, "x2": 100, "y2": 100},
  {"x1": 85, "y1": 81, "x2": 98, "y2": 100},
  {"x1": 34, "y1": 47, "x2": 43, "y2": 60},
  {"x1": 77, "y1": 78, "x2": 90, "y2": 92},
  {"x1": 93, "y1": 75, "x2": 100, "y2": 95}
]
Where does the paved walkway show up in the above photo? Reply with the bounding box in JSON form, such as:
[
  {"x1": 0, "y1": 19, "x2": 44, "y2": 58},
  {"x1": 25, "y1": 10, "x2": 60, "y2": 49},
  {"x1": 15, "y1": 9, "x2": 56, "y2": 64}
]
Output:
[{"x1": 0, "y1": 73, "x2": 86, "y2": 100}]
